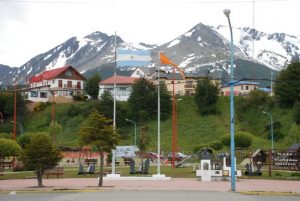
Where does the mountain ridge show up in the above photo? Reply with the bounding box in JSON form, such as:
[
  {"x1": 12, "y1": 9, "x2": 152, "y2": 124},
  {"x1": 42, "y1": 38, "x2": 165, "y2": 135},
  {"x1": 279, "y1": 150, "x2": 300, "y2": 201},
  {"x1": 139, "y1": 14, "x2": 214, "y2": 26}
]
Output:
[{"x1": 1, "y1": 23, "x2": 299, "y2": 86}]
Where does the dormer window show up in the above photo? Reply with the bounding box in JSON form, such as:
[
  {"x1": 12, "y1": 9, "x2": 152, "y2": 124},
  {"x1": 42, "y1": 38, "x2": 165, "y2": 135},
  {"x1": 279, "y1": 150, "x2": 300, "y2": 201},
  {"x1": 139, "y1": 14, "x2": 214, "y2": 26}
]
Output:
[{"x1": 65, "y1": 70, "x2": 72, "y2": 77}]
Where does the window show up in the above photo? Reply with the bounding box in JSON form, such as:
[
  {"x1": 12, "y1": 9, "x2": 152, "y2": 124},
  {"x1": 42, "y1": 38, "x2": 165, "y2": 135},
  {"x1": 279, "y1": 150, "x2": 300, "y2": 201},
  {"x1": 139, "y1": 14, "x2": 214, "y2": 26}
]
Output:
[
  {"x1": 77, "y1": 82, "x2": 81, "y2": 89},
  {"x1": 137, "y1": 71, "x2": 140, "y2": 75},
  {"x1": 65, "y1": 70, "x2": 72, "y2": 77},
  {"x1": 246, "y1": 85, "x2": 249, "y2": 90},
  {"x1": 58, "y1": 80, "x2": 62, "y2": 88},
  {"x1": 67, "y1": 81, "x2": 72, "y2": 88},
  {"x1": 53, "y1": 80, "x2": 55, "y2": 84},
  {"x1": 120, "y1": 87, "x2": 127, "y2": 91},
  {"x1": 31, "y1": 91, "x2": 38, "y2": 97},
  {"x1": 40, "y1": 92, "x2": 48, "y2": 98}
]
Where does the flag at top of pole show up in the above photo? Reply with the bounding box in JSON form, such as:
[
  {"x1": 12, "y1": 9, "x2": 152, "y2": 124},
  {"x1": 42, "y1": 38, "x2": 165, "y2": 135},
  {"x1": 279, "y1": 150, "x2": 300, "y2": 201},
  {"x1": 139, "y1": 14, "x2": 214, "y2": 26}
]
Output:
[
  {"x1": 159, "y1": 52, "x2": 185, "y2": 79},
  {"x1": 117, "y1": 49, "x2": 151, "y2": 67}
]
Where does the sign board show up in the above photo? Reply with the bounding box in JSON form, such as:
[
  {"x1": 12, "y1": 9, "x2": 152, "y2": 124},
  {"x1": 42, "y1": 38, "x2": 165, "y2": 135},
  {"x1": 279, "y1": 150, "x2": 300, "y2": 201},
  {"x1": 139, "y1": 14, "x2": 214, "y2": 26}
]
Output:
[
  {"x1": 273, "y1": 150, "x2": 299, "y2": 170},
  {"x1": 115, "y1": 146, "x2": 139, "y2": 158}
]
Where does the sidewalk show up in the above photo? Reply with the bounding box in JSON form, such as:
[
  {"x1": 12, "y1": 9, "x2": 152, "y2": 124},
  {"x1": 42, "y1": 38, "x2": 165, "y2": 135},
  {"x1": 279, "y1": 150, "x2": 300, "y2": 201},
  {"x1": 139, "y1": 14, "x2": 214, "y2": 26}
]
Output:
[{"x1": 1, "y1": 178, "x2": 300, "y2": 193}]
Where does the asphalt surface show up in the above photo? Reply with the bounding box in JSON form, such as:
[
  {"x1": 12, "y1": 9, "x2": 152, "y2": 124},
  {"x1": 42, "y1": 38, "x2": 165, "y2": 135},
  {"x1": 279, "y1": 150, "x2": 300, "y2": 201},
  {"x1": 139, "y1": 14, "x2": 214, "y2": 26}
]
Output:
[{"x1": 1, "y1": 191, "x2": 300, "y2": 201}]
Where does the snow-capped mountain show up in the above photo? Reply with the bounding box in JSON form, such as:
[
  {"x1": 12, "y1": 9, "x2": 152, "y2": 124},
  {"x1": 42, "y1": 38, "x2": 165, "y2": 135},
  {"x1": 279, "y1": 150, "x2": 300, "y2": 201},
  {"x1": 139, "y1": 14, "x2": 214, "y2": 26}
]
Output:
[
  {"x1": 214, "y1": 25, "x2": 300, "y2": 70},
  {"x1": 1, "y1": 23, "x2": 299, "y2": 86}
]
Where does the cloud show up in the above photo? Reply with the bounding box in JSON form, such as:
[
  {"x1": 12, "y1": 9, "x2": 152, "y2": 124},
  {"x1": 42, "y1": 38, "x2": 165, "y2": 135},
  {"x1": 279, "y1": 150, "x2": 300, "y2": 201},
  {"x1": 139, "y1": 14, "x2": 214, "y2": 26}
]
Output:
[{"x1": 0, "y1": 2, "x2": 29, "y2": 27}]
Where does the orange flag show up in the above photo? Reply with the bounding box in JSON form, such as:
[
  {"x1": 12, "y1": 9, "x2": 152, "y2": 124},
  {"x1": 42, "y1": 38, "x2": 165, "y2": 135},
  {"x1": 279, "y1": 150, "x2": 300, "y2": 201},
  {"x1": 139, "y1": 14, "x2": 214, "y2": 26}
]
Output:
[{"x1": 159, "y1": 52, "x2": 185, "y2": 79}]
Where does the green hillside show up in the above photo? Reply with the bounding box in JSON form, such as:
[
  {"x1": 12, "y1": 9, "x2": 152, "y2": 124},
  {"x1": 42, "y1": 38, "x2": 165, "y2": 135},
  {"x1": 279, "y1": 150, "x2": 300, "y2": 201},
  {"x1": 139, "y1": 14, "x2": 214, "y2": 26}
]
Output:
[{"x1": 21, "y1": 95, "x2": 297, "y2": 153}]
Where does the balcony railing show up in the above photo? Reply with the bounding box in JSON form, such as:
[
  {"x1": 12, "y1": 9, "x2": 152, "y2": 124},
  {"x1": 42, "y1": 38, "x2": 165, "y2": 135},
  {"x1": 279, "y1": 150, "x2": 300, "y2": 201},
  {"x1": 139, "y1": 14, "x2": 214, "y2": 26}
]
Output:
[
  {"x1": 184, "y1": 84, "x2": 195, "y2": 89},
  {"x1": 62, "y1": 84, "x2": 81, "y2": 89}
]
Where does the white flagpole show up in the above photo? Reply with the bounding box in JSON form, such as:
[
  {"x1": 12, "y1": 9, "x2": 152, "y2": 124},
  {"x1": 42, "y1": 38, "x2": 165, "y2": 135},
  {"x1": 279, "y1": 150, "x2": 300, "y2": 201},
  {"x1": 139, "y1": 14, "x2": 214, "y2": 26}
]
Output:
[
  {"x1": 157, "y1": 51, "x2": 161, "y2": 175},
  {"x1": 112, "y1": 31, "x2": 117, "y2": 175}
]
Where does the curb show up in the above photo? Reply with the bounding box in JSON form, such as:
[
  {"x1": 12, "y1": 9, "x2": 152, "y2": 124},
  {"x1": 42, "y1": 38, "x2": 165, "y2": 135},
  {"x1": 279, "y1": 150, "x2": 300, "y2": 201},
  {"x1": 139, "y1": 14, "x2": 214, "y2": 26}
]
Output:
[{"x1": 239, "y1": 191, "x2": 300, "y2": 196}]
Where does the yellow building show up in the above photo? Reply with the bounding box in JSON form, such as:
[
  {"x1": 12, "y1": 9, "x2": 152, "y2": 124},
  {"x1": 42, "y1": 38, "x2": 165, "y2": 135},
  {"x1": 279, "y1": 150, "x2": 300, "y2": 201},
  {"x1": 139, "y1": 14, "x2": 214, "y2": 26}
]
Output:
[{"x1": 221, "y1": 81, "x2": 259, "y2": 96}]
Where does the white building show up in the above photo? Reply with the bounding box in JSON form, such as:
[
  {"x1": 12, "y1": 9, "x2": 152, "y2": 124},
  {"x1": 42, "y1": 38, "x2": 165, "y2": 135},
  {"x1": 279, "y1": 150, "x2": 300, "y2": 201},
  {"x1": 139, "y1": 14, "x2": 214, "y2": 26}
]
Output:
[
  {"x1": 99, "y1": 75, "x2": 137, "y2": 101},
  {"x1": 130, "y1": 67, "x2": 157, "y2": 80},
  {"x1": 28, "y1": 66, "x2": 86, "y2": 103}
]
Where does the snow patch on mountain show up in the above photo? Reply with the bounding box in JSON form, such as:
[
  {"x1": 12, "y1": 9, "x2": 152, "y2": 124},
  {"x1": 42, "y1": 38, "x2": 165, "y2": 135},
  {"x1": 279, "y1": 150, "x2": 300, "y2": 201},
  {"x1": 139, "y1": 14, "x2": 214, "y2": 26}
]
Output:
[
  {"x1": 167, "y1": 39, "x2": 180, "y2": 48},
  {"x1": 214, "y1": 26, "x2": 300, "y2": 70}
]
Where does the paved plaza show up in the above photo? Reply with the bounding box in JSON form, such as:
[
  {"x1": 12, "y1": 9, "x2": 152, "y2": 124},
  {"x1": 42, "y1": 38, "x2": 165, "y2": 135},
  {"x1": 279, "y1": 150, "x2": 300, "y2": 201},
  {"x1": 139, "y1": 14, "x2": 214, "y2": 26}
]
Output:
[{"x1": 1, "y1": 178, "x2": 300, "y2": 194}]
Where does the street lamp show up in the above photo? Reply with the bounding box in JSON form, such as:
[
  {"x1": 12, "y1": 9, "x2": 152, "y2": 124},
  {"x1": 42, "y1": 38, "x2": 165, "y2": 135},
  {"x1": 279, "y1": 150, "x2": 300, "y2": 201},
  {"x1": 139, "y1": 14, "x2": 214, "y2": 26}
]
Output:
[
  {"x1": 223, "y1": 8, "x2": 236, "y2": 192},
  {"x1": 262, "y1": 111, "x2": 274, "y2": 150},
  {"x1": 125, "y1": 118, "x2": 137, "y2": 146},
  {"x1": 10, "y1": 121, "x2": 23, "y2": 135}
]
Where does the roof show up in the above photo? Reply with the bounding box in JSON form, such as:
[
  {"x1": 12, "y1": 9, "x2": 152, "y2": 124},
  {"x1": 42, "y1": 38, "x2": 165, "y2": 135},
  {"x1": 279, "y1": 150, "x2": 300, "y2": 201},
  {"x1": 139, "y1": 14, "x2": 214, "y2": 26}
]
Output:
[
  {"x1": 100, "y1": 75, "x2": 137, "y2": 85},
  {"x1": 258, "y1": 88, "x2": 272, "y2": 92},
  {"x1": 158, "y1": 73, "x2": 185, "y2": 80},
  {"x1": 135, "y1": 67, "x2": 157, "y2": 75},
  {"x1": 222, "y1": 81, "x2": 260, "y2": 88},
  {"x1": 29, "y1": 66, "x2": 85, "y2": 83},
  {"x1": 185, "y1": 73, "x2": 209, "y2": 78}
]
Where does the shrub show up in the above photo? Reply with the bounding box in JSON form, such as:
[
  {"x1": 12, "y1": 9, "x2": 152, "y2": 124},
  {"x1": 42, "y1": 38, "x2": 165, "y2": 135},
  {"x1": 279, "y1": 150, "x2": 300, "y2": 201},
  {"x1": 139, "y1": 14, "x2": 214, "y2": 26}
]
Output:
[
  {"x1": 67, "y1": 105, "x2": 81, "y2": 117},
  {"x1": 193, "y1": 144, "x2": 208, "y2": 153},
  {"x1": 208, "y1": 140, "x2": 223, "y2": 150},
  {"x1": 0, "y1": 132, "x2": 11, "y2": 139},
  {"x1": 221, "y1": 131, "x2": 252, "y2": 148},
  {"x1": 73, "y1": 94, "x2": 88, "y2": 101},
  {"x1": 33, "y1": 102, "x2": 50, "y2": 112}
]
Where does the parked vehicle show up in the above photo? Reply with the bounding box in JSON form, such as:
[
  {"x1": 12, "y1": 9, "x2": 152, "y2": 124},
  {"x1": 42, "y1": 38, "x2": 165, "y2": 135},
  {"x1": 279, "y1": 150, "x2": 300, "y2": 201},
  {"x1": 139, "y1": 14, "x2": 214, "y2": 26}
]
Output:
[{"x1": 167, "y1": 152, "x2": 187, "y2": 160}]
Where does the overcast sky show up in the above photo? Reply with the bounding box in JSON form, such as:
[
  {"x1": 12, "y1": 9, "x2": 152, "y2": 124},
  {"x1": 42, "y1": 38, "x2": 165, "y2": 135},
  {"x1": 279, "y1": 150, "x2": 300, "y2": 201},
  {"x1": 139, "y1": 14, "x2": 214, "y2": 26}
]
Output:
[{"x1": 0, "y1": 0, "x2": 299, "y2": 67}]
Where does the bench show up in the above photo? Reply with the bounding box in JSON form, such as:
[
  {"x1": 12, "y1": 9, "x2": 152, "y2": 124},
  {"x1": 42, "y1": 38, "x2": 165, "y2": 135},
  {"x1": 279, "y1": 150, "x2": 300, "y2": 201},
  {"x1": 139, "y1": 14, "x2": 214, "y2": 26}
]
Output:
[{"x1": 44, "y1": 166, "x2": 64, "y2": 179}]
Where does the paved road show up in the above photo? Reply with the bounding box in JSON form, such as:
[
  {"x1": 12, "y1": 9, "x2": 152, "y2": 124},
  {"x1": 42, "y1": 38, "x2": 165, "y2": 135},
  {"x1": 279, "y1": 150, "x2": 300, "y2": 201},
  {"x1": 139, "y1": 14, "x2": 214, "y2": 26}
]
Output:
[{"x1": 1, "y1": 191, "x2": 300, "y2": 201}]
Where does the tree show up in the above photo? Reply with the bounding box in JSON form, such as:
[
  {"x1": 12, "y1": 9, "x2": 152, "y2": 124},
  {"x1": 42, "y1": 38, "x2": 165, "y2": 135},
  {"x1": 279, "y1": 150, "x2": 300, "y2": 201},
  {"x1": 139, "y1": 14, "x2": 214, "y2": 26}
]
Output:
[
  {"x1": 85, "y1": 73, "x2": 101, "y2": 99},
  {"x1": 293, "y1": 101, "x2": 300, "y2": 124},
  {"x1": 274, "y1": 61, "x2": 300, "y2": 107},
  {"x1": 77, "y1": 110, "x2": 119, "y2": 187},
  {"x1": 19, "y1": 134, "x2": 62, "y2": 187},
  {"x1": 0, "y1": 139, "x2": 21, "y2": 163},
  {"x1": 99, "y1": 90, "x2": 114, "y2": 119},
  {"x1": 194, "y1": 77, "x2": 219, "y2": 116},
  {"x1": 128, "y1": 78, "x2": 171, "y2": 122},
  {"x1": 284, "y1": 123, "x2": 300, "y2": 146}
]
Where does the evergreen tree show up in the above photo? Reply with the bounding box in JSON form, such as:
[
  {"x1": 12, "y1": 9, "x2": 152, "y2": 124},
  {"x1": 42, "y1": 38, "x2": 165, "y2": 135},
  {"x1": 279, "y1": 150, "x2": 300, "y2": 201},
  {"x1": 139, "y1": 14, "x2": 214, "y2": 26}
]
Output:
[
  {"x1": 128, "y1": 78, "x2": 171, "y2": 122},
  {"x1": 194, "y1": 77, "x2": 219, "y2": 116},
  {"x1": 99, "y1": 90, "x2": 114, "y2": 119},
  {"x1": 77, "y1": 110, "x2": 119, "y2": 187},
  {"x1": 85, "y1": 73, "x2": 101, "y2": 99},
  {"x1": 274, "y1": 61, "x2": 300, "y2": 107}
]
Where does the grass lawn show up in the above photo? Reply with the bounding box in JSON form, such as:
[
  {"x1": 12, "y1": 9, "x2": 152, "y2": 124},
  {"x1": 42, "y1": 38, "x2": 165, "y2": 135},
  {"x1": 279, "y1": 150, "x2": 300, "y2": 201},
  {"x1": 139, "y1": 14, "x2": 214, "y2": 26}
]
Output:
[{"x1": 1, "y1": 165, "x2": 299, "y2": 180}]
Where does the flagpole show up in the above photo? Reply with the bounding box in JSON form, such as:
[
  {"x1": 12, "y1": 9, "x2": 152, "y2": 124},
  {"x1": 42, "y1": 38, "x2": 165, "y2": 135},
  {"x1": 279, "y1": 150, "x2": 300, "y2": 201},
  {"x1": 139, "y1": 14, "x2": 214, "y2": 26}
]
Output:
[
  {"x1": 112, "y1": 31, "x2": 117, "y2": 175},
  {"x1": 157, "y1": 51, "x2": 161, "y2": 176}
]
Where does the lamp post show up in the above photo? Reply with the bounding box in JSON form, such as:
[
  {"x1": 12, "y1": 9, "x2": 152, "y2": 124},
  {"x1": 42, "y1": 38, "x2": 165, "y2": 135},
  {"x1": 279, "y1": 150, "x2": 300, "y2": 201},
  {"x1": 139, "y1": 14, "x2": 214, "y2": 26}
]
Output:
[
  {"x1": 11, "y1": 121, "x2": 23, "y2": 135},
  {"x1": 125, "y1": 118, "x2": 137, "y2": 146},
  {"x1": 262, "y1": 111, "x2": 274, "y2": 150},
  {"x1": 223, "y1": 8, "x2": 236, "y2": 192}
]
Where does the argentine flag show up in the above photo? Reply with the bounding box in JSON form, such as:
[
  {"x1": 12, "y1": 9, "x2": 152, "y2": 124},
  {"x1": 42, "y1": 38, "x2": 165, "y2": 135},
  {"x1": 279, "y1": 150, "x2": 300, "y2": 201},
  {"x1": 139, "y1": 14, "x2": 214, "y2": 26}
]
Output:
[{"x1": 117, "y1": 49, "x2": 151, "y2": 67}]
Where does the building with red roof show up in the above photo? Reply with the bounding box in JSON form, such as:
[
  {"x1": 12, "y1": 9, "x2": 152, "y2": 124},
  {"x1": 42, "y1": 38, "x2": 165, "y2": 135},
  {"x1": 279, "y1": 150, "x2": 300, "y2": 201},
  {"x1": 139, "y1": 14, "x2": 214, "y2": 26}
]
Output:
[
  {"x1": 28, "y1": 66, "x2": 86, "y2": 103},
  {"x1": 99, "y1": 75, "x2": 137, "y2": 101}
]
